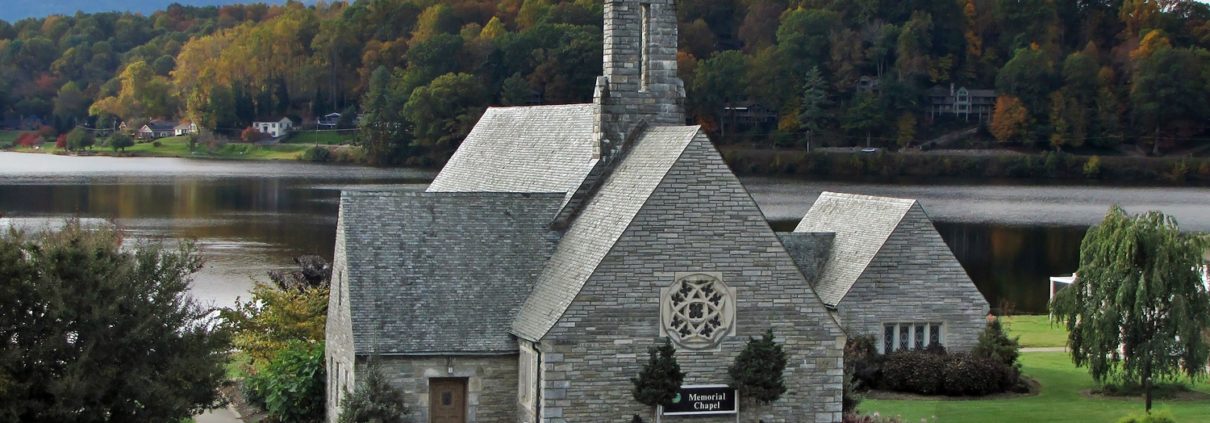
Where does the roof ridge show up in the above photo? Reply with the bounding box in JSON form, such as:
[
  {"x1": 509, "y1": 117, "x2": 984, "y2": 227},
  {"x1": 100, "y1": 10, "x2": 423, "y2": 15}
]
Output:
[
  {"x1": 832, "y1": 200, "x2": 914, "y2": 304},
  {"x1": 511, "y1": 126, "x2": 703, "y2": 342}
]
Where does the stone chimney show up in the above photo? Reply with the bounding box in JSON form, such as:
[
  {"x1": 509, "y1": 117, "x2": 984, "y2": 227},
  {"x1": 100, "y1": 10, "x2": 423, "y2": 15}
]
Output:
[{"x1": 593, "y1": 0, "x2": 686, "y2": 160}]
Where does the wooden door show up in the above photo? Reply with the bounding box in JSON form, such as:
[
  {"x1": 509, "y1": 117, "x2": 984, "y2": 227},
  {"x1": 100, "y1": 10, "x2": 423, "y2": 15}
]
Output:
[{"x1": 429, "y1": 378, "x2": 467, "y2": 423}]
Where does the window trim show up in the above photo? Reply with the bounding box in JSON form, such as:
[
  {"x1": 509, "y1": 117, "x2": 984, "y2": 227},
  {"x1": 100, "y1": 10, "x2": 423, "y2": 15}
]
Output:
[{"x1": 880, "y1": 322, "x2": 944, "y2": 354}]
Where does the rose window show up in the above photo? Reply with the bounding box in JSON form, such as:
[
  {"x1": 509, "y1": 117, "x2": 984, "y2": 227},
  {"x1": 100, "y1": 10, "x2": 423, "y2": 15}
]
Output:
[{"x1": 661, "y1": 273, "x2": 734, "y2": 349}]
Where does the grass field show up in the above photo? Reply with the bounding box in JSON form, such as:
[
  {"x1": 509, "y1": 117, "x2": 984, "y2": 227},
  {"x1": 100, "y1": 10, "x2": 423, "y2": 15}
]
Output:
[
  {"x1": 118, "y1": 136, "x2": 310, "y2": 160},
  {"x1": 859, "y1": 316, "x2": 1210, "y2": 422},
  {"x1": 860, "y1": 352, "x2": 1210, "y2": 422},
  {"x1": 0, "y1": 130, "x2": 23, "y2": 147},
  {"x1": 1003, "y1": 315, "x2": 1069, "y2": 348},
  {"x1": 286, "y1": 130, "x2": 356, "y2": 145}
]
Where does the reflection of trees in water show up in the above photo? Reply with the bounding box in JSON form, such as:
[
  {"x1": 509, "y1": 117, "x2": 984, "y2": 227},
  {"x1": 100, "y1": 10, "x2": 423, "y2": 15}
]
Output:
[
  {"x1": 935, "y1": 222, "x2": 1084, "y2": 314},
  {"x1": 0, "y1": 178, "x2": 345, "y2": 257}
]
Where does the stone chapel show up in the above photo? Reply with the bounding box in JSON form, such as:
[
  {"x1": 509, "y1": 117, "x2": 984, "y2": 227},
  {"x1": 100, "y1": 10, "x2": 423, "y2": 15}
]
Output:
[{"x1": 325, "y1": 1, "x2": 988, "y2": 422}]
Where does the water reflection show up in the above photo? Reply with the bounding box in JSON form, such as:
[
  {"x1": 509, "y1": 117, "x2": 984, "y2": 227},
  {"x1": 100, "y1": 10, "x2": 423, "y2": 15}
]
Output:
[
  {"x1": 2, "y1": 153, "x2": 1204, "y2": 314},
  {"x1": 935, "y1": 222, "x2": 1084, "y2": 314}
]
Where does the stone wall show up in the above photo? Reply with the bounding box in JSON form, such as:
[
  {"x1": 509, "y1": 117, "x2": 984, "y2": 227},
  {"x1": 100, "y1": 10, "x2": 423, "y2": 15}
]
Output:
[
  {"x1": 365, "y1": 355, "x2": 519, "y2": 423},
  {"x1": 538, "y1": 134, "x2": 846, "y2": 423},
  {"x1": 838, "y1": 204, "x2": 990, "y2": 353},
  {"x1": 325, "y1": 203, "x2": 356, "y2": 422}
]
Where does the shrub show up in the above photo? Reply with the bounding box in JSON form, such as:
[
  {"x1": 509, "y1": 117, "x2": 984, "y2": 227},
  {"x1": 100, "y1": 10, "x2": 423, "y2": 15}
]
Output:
[
  {"x1": 842, "y1": 413, "x2": 905, "y2": 423},
  {"x1": 241, "y1": 126, "x2": 265, "y2": 143},
  {"x1": 1168, "y1": 159, "x2": 1191, "y2": 182},
  {"x1": 302, "y1": 146, "x2": 332, "y2": 163},
  {"x1": 632, "y1": 340, "x2": 685, "y2": 407},
  {"x1": 152, "y1": 140, "x2": 162, "y2": 147},
  {"x1": 1116, "y1": 409, "x2": 1177, "y2": 423},
  {"x1": 728, "y1": 329, "x2": 787, "y2": 404},
  {"x1": 1084, "y1": 155, "x2": 1103, "y2": 178},
  {"x1": 881, "y1": 350, "x2": 946, "y2": 395},
  {"x1": 941, "y1": 353, "x2": 1015, "y2": 396},
  {"x1": 16, "y1": 132, "x2": 41, "y2": 147},
  {"x1": 844, "y1": 336, "x2": 882, "y2": 391},
  {"x1": 972, "y1": 318, "x2": 1021, "y2": 368},
  {"x1": 245, "y1": 341, "x2": 326, "y2": 422},
  {"x1": 337, "y1": 365, "x2": 409, "y2": 423}
]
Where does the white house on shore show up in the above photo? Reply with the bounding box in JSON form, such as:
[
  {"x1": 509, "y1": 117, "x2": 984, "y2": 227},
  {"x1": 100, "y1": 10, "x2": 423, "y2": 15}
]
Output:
[
  {"x1": 174, "y1": 122, "x2": 198, "y2": 136},
  {"x1": 253, "y1": 117, "x2": 294, "y2": 138}
]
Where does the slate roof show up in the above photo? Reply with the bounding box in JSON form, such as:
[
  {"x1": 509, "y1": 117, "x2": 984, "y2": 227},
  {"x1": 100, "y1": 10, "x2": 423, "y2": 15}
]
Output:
[
  {"x1": 340, "y1": 190, "x2": 564, "y2": 354},
  {"x1": 428, "y1": 104, "x2": 598, "y2": 208},
  {"x1": 778, "y1": 232, "x2": 835, "y2": 287},
  {"x1": 143, "y1": 120, "x2": 178, "y2": 131},
  {"x1": 511, "y1": 125, "x2": 703, "y2": 341},
  {"x1": 793, "y1": 192, "x2": 915, "y2": 306}
]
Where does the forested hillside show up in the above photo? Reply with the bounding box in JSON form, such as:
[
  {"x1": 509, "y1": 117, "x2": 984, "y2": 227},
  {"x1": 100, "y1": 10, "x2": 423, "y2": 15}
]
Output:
[{"x1": 2, "y1": 0, "x2": 1209, "y2": 165}]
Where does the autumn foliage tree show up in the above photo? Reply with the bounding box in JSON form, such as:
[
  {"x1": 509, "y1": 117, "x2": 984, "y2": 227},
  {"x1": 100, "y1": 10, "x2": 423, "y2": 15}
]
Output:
[{"x1": 991, "y1": 96, "x2": 1029, "y2": 143}]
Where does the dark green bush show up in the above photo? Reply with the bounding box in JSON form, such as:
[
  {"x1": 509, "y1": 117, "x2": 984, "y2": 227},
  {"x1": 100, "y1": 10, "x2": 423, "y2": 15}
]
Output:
[
  {"x1": 302, "y1": 146, "x2": 332, "y2": 163},
  {"x1": 941, "y1": 353, "x2": 1013, "y2": 396},
  {"x1": 880, "y1": 350, "x2": 946, "y2": 395},
  {"x1": 844, "y1": 336, "x2": 882, "y2": 392}
]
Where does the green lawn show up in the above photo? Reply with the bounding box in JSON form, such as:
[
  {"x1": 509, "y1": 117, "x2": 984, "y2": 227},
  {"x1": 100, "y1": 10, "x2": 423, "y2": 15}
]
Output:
[
  {"x1": 120, "y1": 136, "x2": 310, "y2": 160},
  {"x1": 286, "y1": 130, "x2": 355, "y2": 145},
  {"x1": 1003, "y1": 315, "x2": 1070, "y2": 348},
  {"x1": 0, "y1": 130, "x2": 23, "y2": 147},
  {"x1": 860, "y1": 352, "x2": 1210, "y2": 422}
]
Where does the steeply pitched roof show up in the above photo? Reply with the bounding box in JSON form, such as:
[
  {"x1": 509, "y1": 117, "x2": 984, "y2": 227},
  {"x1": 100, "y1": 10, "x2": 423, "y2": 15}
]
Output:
[
  {"x1": 511, "y1": 126, "x2": 703, "y2": 341},
  {"x1": 340, "y1": 190, "x2": 563, "y2": 354},
  {"x1": 793, "y1": 192, "x2": 915, "y2": 306},
  {"x1": 427, "y1": 104, "x2": 598, "y2": 206}
]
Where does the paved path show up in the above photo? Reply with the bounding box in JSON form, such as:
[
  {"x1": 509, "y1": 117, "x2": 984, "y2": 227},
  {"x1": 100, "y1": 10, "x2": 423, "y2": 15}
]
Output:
[{"x1": 194, "y1": 408, "x2": 241, "y2": 423}]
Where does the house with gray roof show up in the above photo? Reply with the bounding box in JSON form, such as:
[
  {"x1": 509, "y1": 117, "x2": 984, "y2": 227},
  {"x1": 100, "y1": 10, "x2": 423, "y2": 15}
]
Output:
[
  {"x1": 788, "y1": 192, "x2": 990, "y2": 353},
  {"x1": 325, "y1": 1, "x2": 986, "y2": 422}
]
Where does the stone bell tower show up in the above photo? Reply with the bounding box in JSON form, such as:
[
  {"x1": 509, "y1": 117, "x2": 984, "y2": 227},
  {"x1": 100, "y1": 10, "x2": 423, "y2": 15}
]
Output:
[{"x1": 593, "y1": 0, "x2": 686, "y2": 160}]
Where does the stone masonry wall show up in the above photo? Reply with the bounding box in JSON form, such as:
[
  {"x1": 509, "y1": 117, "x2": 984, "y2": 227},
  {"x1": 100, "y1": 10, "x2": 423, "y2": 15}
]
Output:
[
  {"x1": 838, "y1": 205, "x2": 990, "y2": 353},
  {"x1": 366, "y1": 355, "x2": 518, "y2": 423},
  {"x1": 599, "y1": 0, "x2": 685, "y2": 146},
  {"x1": 325, "y1": 204, "x2": 356, "y2": 423},
  {"x1": 539, "y1": 134, "x2": 846, "y2": 423}
]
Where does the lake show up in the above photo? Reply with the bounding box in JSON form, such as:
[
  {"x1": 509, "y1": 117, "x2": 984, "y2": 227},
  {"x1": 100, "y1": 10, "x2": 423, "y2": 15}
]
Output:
[{"x1": 3, "y1": 152, "x2": 1208, "y2": 314}]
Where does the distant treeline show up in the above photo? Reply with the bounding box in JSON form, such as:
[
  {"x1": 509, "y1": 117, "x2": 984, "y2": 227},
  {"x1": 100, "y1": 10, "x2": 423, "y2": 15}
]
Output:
[{"x1": 2, "y1": 0, "x2": 1210, "y2": 166}]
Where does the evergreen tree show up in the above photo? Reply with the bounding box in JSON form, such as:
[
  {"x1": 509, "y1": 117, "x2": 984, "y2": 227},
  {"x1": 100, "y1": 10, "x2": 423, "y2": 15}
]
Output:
[
  {"x1": 798, "y1": 66, "x2": 829, "y2": 152},
  {"x1": 1051, "y1": 206, "x2": 1210, "y2": 412},
  {"x1": 359, "y1": 66, "x2": 409, "y2": 165},
  {"x1": 631, "y1": 340, "x2": 686, "y2": 408},
  {"x1": 973, "y1": 318, "x2": 1022, "y2": 368},
  {"x1": 728, "y1": 329, "x2": 788, "y2": 404},
  {"x1": 338, "y1": 365, "x2": 409, "y2": 423}
]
